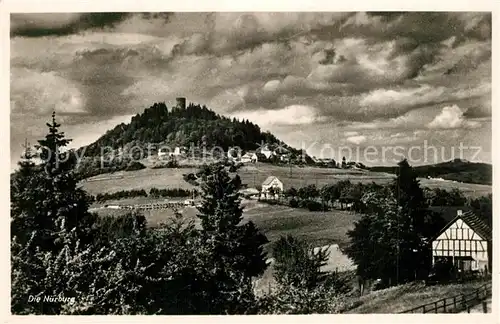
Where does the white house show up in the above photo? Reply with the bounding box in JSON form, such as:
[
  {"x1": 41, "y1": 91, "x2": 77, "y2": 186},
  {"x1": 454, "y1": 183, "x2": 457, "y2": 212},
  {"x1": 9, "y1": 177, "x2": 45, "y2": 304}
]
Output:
[
  {"x1": 260, "y1": 146, "x2": 275, "y2": 159},
  {"x1": 241, "y1": 152, "x2": 258, "y2": 163},
  {"x1": 158, "y1": 148, "x2": 169, "y2": 159},
  {"x1": 431, "y1": 209, "x2": 492, "y2": 273},
  {"x1": 280, "y1": 154, "x2": 291, "y2": 162},
  {"x1": 157, "y1": 146, "x2": 186, "y2": 159},
  {"x1": 260, "y1": 176, "x2": 284, "y2": 199}
]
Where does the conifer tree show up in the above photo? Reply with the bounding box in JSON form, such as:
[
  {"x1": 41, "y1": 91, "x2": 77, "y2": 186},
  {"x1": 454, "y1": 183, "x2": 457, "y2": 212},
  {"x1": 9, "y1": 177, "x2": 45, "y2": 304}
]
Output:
[
  {"x1": 195, "y1": 163, "x2": 268, "y2": 313},
  {"x1": 11, "y1": 139, "x2": 38, "y2": 243},
  {"x1": 11, "y1": 112, "x2": 96, "y2": 251},
  {"x1": 392, "y1": 159, "x2": 443, "y2": 278}
]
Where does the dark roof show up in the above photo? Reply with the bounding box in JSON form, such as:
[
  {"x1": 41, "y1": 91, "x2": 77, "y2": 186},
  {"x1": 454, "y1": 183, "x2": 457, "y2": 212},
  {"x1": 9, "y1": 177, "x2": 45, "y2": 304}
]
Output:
[
  {"x1": 262, "y1": 176, "x2": 280, "y2": 186},
  {"x1": 433, "y1": 209, "x2": 492, "y2": 242},
  {"x1": 428, "y1": 206, "x2": 473, "y2": 223},
  {"x1": 460, "y1": 211, "x2": 492, "y2": 241}
]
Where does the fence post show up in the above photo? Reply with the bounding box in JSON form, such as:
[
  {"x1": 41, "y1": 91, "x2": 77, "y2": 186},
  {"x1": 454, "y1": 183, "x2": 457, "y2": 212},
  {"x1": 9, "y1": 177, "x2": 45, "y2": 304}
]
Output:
[
  {"x1": 461, "y1": 294, "x2": 466, "y2": 311},
  {"x1": 482, "y1": 301, "x2": 487, "y2": 313},
  {"x1": 453, "y1": 296, "x2": 456, "y2": 311},
  {"x1": 434, "y1": 301, "x2": 438, "y2": 313},
  {"x1": 443, "y1": 298, "x2": 447, "y2": 313}
]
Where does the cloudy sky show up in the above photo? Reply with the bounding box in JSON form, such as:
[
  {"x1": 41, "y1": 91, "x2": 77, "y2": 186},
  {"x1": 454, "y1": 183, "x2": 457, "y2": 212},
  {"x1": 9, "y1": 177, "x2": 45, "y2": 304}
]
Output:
[{"x1": 10, "y1": 12, "x2": 492, "y2": 166}]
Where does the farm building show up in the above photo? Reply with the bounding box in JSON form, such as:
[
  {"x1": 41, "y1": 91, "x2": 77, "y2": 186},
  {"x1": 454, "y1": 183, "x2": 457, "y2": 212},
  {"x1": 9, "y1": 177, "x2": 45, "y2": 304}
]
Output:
[
  {"x1": 431, "y1": 209, "x2": 492, "y2": 274},
  {"x1": 241, "y1": 151, "x2": 258, "y2": 163},
  {"x1": 259, "y1": 145, "x2": 276, "y2": 159},
  {"x1": 260, "y1": 176, "x2": 284, "y2": 199},
  {"x1": 158, "y1": 146, "x2": 186, "y2": 159}
]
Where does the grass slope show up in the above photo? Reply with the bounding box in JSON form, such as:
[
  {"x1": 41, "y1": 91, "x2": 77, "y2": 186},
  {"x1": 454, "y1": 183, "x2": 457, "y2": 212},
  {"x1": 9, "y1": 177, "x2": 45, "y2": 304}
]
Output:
[
  {"x1": 346, "y1": 279, "x2": 490, "y2": 313},
  {"x1": 81, "y1": 163, "x2": 491, "y2": 198},
  {"x1": 92, "y1": 198, "x2": 360, "y2": 249}
]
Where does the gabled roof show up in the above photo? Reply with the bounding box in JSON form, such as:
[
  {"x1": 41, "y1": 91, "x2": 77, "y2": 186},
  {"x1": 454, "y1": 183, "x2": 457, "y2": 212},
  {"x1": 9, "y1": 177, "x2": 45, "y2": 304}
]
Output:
[
  {"x1": 262, "y1": 176, "x2": 280, "y2": 186},
  {"x1": 433, "y1": 210, "x2": 492, "y2": 242},
  {"x1": 460, "y1": 211, "x2": 492, "y2": 241},
  {"x1": 428, "y1": 206, "x2": 473, "y2": 223}
]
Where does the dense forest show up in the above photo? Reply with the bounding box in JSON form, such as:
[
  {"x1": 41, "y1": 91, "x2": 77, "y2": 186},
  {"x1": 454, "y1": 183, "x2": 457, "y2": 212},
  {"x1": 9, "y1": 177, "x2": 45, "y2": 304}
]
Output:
[
  {"x1": 79, "y1": 102, "x2": 292, "y2": 157},
  {"x1": 369, "y1": 159, "x2": 492, "y2": 185}
]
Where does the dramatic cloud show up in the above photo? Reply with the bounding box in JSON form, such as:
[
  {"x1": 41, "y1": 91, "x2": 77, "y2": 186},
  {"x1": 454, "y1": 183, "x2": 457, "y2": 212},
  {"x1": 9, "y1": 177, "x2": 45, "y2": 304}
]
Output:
[
  {"x1": 346, "y1": 135, "x2": 367, "y2": 145},
  {"x1": 11, "y1": 13, "x2": 172, "y2": 37},
  {"x1": 231, "y1": 105, "x2": 324, "y2": 127},
  {"x1": 11, "y1": 68, "x2": 87, "y2": 118},
  {"x1": 10, "y1": 12, "x2": 492, "y2": 165},
  {"x1": 427, "y1": 105, "x2": 481, "y2": 129}
]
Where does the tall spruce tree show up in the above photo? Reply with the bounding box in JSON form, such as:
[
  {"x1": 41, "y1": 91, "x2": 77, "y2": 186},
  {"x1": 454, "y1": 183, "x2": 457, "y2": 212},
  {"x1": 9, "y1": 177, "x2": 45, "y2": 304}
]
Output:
[
  {"x1": 11, "y1": 140, "x2": 38, "y2": 243},
  {"x1": 11, "y1": 112, "x2": 96, "y2": 251},
  {"x1": 392, "y1": 159, "x2": 443, "y2": 279},
  {"x1": 195, "y1": 163, "x2": 268, "y2": 314},
  {"x1": 345, "y1": 189, "x2": 421, "y2": 286}
]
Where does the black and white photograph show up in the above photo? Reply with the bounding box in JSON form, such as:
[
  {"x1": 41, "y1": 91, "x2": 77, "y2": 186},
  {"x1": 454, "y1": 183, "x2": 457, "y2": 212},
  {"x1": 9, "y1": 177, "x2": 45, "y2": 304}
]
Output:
[{"x1": 7, "y1": 7, "x2": 495, "y2": 317}]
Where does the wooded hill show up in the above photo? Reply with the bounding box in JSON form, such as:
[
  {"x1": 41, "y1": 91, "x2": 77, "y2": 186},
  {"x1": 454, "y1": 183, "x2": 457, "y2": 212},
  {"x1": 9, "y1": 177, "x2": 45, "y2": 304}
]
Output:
[
  {"x1": 78, "y1": 102, "x2": 299, "y2": 157},
  {"x1": 369, "y1": 159, "x2": 492, "y2": 185}
]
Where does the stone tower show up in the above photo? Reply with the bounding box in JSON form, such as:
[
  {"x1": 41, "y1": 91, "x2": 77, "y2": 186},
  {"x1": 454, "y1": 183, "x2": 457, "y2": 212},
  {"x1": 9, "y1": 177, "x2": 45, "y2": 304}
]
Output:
[{"x1": 176, "y1": 97, "x2": 186, "y2": 110}]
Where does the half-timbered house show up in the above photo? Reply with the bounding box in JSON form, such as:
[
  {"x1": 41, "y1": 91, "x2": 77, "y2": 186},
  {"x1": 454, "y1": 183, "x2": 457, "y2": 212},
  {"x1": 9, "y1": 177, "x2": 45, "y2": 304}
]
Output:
[{"x1": 431, "y1": 209, "x2": 492, "y2": 274}]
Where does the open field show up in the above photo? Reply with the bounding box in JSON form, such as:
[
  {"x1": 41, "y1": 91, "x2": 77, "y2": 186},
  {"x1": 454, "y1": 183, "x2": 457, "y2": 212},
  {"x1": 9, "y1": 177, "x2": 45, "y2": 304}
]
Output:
[
  {"x1": 345, "y1": 279, "x2": 491, "y2": 313},
  {"x1": 92, "y1": 198, "x2": 361, "y2": 249},
  {"x1": 81, "y1": 163, "x2": 491, "y2": 198}
]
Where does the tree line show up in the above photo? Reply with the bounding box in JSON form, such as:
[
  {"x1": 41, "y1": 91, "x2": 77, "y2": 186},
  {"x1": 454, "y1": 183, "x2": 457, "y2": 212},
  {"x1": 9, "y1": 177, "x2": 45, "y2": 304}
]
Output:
[
  {"x1": 261, "y1": 179, "x2": 486, "y2": 213},
  {"x1": 94, "y1": 188, "x2": 200, "y2": 203}
]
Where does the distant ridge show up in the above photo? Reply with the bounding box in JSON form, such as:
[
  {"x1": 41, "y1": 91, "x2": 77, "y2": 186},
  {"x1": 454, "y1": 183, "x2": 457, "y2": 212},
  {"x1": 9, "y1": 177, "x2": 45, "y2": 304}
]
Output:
[{"x1": 369, "y1": 159, "x2": 492, "y2": 185}]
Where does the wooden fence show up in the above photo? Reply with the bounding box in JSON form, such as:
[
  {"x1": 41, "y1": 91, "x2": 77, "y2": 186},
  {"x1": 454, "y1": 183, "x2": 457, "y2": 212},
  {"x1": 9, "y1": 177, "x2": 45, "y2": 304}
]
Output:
[{"x1": 400, "y1": 282, "x2": 491, "y2": 314}]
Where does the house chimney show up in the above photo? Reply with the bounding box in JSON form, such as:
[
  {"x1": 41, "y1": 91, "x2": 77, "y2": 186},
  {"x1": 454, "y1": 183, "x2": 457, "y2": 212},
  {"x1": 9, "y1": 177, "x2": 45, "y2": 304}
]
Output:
[{"x1": 457, "y1": 210, "x2": 463, "y2": 216}]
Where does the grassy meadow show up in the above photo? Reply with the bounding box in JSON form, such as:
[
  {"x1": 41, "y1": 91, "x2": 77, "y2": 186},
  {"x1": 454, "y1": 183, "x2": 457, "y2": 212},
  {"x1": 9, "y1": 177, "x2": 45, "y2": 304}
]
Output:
[
  {"x1": 81, "y1": 162, "x2": 492, "y2": 198},
  {"x1": 92, "y1": 198, "x2": 360, "y2": 249},
  {"x1": 345, "y1": 279, "x2": 491, "y2": 313}
]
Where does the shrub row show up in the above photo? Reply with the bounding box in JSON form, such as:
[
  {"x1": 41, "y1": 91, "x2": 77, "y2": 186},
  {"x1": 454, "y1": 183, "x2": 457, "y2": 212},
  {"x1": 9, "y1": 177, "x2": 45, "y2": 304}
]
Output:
[{"x1": 95, "y1": 189, "x2": 148, "y2": 202}]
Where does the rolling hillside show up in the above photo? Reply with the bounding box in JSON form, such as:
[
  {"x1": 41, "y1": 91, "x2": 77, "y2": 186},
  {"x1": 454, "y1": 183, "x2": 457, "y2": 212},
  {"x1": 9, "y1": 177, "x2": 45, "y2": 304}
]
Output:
[
  {"x1": 81, "y1": 163, "x2": 492, "y2": 199},
  {"x1": 370, "y1": 159, "x2": 492, "y2": 185},
  {"x1": 78, "y1": 101, "x2": 301, "y2": 158}
]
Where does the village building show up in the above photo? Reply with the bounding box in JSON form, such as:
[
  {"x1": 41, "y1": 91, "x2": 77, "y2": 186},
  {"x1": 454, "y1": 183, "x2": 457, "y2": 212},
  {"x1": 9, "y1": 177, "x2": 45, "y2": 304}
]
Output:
[
  {"x1": 158, "y1": 146, "x2": 187, "y2": 159},
  {"x1": 260, "y1": 176, "x2": 284, "y2": 199},
  {"x1": 431, "y1": 209, "x2": 492, "y2": 274},
  {"x1": 241, "y1": 151, "x2": 258, "y2": 163},
  {"x1": 259, "y1": 145, "x2": 276, "y2": 159}
]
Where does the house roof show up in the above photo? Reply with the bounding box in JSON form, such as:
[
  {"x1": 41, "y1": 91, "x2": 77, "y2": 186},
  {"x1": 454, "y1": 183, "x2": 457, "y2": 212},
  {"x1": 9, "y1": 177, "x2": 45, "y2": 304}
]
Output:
[
  {"x1": 262, "y1": 176, "x2": 280, "y2": 186},
  {"x1": 460, "y1": 211, "x2": 492, "y2": 241},
  {"x1": 433, "y1": 209, "x2": 492, "y2": 242},
  {"x1": 428, "y1": 206, "x2": 473, "y2": 223}
]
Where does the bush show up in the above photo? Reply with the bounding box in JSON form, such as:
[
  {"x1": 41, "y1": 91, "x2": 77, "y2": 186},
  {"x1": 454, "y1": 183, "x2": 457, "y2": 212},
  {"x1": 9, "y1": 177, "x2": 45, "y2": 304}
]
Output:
[
  {"x1": 258, "y1": 235, "x2": 349, "y2": 314},
  {"x1": 305, "y1": 200, "x2": 323, "y2": 211},
  {"x1": 149, "y1": 187, "x2": 197, "y2": 199},
  {"x1": 151, "y1": 159, "x2": 178, "y2": 169},
  {"x1": 125, "y1": 161, "x2": 146, "y2": 172},
  {"x1": 95, "y1": 189, "x2": 148, "y2": 202},
  {"x1": 93, "y1": 211, "x2": 147, "y2": 243},
  {"x1": 289, "y1": 198, "x2": 299, "y2": 208}
]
